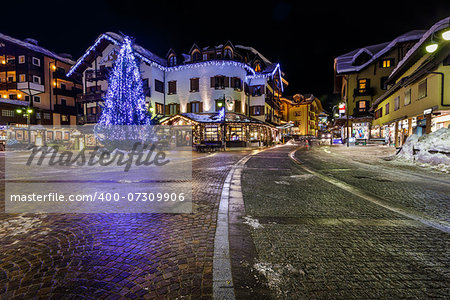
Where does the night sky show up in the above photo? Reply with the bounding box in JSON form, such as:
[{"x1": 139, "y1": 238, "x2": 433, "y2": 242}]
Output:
[{"x1": 3, "y1": 1, "x2": 450, "y2": 110}]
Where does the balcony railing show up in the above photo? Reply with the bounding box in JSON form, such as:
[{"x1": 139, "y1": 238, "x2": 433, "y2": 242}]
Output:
[{"x1": 53, "y1": 87, "x2": 82, "y2": 98}]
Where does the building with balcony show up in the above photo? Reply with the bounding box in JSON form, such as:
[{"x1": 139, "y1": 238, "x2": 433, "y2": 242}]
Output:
[
  {"x1": 67, "y1": 33, "x2": 287, "y2": 128},
  {"x1": 280, "y1": 94, "x2": 323, "y2": 137},
  {"x1": 371, "y1": 17, "x2": 450, "y2": 147},
  {"x1": 333, "y1": 30, "x2": 424, "y2": 141},
  {"x1": 0, "y1": 33, "x2": 81, "y2": 128}
]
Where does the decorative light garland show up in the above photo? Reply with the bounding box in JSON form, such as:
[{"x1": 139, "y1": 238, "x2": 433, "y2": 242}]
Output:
[{"x1": 94, "y1": 36, "x2": 151, "y2": 141}]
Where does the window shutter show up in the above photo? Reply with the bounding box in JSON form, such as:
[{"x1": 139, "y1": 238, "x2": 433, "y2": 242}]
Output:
[
  {"x1": 199, "y1": 102, "x2": 203, "y2": 112},
  {"x1": 187, "y1": 103, "x2": 191, "y2": 113},
  {"x1": 210, "y1": 77, "x2": 215, "y2": 88}
]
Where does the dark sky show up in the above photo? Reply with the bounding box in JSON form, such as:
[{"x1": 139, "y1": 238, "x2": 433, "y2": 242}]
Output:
[{"x1": 3, "y1": 0, "x2": 450, "y2": 108}]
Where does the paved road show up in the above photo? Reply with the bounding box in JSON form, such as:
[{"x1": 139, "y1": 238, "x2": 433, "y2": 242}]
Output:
[
  {"x1": 240, "y1": 143, "x2": 449, "y2": 299},
  {"x1": 0, "y1": 151, "x2": 249, "y2": 299}
]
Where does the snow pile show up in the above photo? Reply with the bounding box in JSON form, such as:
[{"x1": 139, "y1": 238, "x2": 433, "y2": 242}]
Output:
[{"x1": 397, "y1": 128, "x2": 450, "y2": 171}]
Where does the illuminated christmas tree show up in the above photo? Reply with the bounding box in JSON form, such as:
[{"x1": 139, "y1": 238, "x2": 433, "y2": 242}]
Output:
[
  {"x1": 95, "y1": 35, "x2": 153, "y2": 148},
  {"x1": 98, "y1": 35, "x2": 151, "y2": 126}
]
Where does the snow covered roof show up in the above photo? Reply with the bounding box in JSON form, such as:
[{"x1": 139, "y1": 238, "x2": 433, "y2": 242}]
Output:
[
  {"x1": 68, "y1": 32, "x2": 166, "y2": 76},
  {"x1": 235, "y1": 45, "x2": 272, "y2": 65},
  {"x1": 388, "y1": 17, "x2": 450, "y2": 82},
  {"x1": 0, "y1": 32, "x2": 75, "y2": 65},
  {"x1": 335, "y1": 30, "x2": 425, "y2": 74}
]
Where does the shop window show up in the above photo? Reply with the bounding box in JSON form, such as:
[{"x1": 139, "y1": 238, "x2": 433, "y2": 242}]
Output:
[
  {"x1": 229, "y1": 126, "x2": 242, "y2": 141},
  {"x1": 418, "y1": 80, "x2": 427, "y2": 99},
  {"x1": 204, "y1": 125, "x2": 218, "y2": 141},
  {"x1": 404, "y1": 89, "x2": 411, "y2": 106},
  {"x1": 2, "y1": 109, "x2": 14, "y2": 117}
]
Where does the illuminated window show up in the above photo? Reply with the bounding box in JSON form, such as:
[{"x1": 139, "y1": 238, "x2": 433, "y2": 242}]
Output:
[
  {"x1": 229, "y1": 126, "x2": 242, "y2": 141},
  {"x1": 380, "y1": 58, "x2": 394, "y2": 68},
  {"x1": 19, "y1": 74, "x2": 26, "y2": 82},
  {"x1": 205, "y1": 125, "x2": 218, "y2": 141},
  {"x1": 18, "y1": 55, "x2": 25, "y2": 64},
  {"x1": 358, "y1": 79, "x2": 367, "y2": 90}
]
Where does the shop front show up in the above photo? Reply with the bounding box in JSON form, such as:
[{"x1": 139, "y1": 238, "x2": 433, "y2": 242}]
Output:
[{"x1": 161, "y1": 112, "x2": 274, "y2": 148}]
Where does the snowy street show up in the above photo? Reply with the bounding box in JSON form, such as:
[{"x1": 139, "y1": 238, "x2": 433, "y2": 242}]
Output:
[
  {"x1": 238, "y1": 143, "x2": 449, "y2": 298},
  {"x1": 0, "y1": 143, "x2": 449, "y2": 299}
]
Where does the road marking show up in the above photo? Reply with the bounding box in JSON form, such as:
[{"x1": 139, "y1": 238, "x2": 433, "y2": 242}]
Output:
[{"x1": 289, "y1": 147, "x2": 450, "y2": 234}]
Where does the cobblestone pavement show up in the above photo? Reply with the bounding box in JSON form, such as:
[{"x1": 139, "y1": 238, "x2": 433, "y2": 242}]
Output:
[
  {"x1": 241, "y1": 144, "x2": 449, "y2": 299},
  {"x1": 0, "y1": 150, "x2": 248, "y2": 299}
]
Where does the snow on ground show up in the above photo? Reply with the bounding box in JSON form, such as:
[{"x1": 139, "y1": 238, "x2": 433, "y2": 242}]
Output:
[{"x1": 396, "y1": 128, "x2": 450, "y2": 173}]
